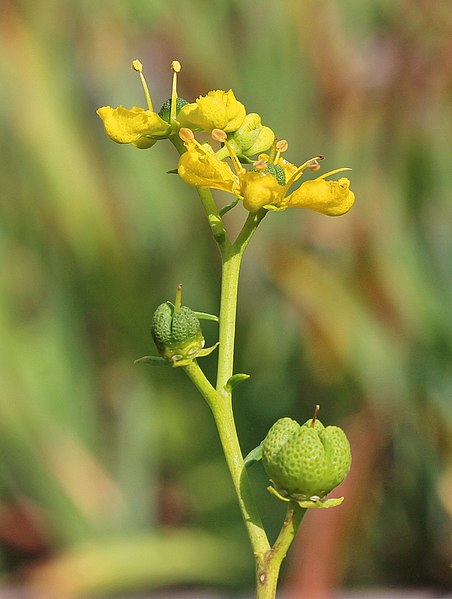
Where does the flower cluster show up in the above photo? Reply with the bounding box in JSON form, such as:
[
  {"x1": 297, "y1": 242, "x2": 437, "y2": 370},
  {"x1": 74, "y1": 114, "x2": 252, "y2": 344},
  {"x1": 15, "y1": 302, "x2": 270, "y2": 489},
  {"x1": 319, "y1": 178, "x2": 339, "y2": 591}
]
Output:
[{"x1": 97, "y1": 60, "x2": 355, "y2": 216}]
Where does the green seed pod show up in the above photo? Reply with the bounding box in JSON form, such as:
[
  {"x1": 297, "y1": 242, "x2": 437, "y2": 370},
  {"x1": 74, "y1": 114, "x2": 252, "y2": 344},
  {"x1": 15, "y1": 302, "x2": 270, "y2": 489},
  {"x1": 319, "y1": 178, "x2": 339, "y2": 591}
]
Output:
[
  {"x1": 151, "y1": 301, "x2": 204, "y2": 365},
  {"x1": 158, "y1": 97, "x2": 189, "y2": 123},
  {"x1": 262, "y1": 416, "x2": 351, "y2": 500},
  {"x1": 150, "y1": 286, "x2": 219, "y2": 367},
  {"x1": 262, "y1": 163, "x2": 286, "y2": 185}
]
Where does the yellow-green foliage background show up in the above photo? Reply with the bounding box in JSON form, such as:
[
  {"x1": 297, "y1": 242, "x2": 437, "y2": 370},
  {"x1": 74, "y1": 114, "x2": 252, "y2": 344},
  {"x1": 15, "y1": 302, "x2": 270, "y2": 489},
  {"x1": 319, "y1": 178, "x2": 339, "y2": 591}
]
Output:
[{"x1": 0, "y1": 1, "x2": 451, "y2": 597}]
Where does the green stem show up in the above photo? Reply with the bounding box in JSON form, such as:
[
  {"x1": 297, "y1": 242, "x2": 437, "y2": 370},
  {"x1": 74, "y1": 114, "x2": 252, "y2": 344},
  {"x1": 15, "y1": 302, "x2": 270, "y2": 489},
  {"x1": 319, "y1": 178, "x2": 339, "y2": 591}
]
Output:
[
  {"x1": 183, "y1": 360, "x2": 269, "y2": 556},
  {"x1": 256, "y1": 504, "x2": 306, "y2": 599},
  {"x1": 170, "y1": 131, "x2": 299, "y2": 596},
  {"x1": 196, "y1": 186, "x2": 229, "y2": 247},
  {"x1": 170, "y1": 136, "x2": 229, "y2": 248},
  {"x1": 216, "y1": 209, "x2": 267, "y2": 395}
]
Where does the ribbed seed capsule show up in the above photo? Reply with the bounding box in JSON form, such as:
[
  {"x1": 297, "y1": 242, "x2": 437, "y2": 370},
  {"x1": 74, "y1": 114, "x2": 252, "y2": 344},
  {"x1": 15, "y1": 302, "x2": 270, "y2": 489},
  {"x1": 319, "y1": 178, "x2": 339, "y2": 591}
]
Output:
[
  {"x1": 151, "y1": 301, "x2": 204, "y2": 365},
  {"x1": 262, "y1": 416, "x2": 351, "y2": 500}
]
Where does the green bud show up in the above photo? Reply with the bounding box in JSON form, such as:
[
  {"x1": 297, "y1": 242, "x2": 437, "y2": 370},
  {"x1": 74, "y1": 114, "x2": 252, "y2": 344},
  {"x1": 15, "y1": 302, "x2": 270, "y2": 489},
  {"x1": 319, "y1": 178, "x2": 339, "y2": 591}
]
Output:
[
  {"x1": 227, "y1": 113, "x2": 275, "y2": 158},
  {"x1": 262, "y1": 415, "x2": 351, "y2": 500},
  {"x1": 158, "y1": 97, "x2": 189, "y2": 123}
]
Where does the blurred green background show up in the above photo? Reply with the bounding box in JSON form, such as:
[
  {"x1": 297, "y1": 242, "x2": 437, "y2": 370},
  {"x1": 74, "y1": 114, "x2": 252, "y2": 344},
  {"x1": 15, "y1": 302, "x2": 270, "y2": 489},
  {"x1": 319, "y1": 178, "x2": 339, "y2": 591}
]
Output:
[{"x1": 0, "y1": 1, "x2": 451, "y2": 597}]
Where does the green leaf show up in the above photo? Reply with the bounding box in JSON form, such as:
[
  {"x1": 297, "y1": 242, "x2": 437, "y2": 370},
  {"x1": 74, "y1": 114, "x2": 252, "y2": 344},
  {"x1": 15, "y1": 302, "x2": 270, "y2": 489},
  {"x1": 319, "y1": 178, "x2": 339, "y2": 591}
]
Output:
[
  {"x1": 244, "y1": 443, "x2": 262, "y2": 468},
  {"x1": 194, "y1": 311, "x2": 219, "y2": 323},
  {"x1": 225, "y1": 373, "x2": 250, "y2": 392},
  {"x1": 134, "y1": 356, "x2": 170, "y2": 366},
  {"x1": 166, "y1": 168, "x2": 179, "y2": 174}
]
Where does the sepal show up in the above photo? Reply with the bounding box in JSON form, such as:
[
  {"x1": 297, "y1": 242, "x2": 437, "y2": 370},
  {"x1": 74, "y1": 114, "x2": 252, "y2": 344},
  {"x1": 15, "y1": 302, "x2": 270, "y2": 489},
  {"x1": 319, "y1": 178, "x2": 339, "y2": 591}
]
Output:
[
  {"x1": 134, "y1": 356, "x2": 170, "y2": 366},
  {"x1": 267, "y1": 485, "x2": 344, "y2": 508}
]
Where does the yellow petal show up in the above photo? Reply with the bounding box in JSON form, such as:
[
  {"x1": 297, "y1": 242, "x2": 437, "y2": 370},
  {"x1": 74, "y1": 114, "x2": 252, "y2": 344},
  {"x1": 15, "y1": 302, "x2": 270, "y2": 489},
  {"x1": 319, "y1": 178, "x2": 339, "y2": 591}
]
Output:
[
  {"x1": 178, "y1": 143, "x2": 239, "y2": 193},
  {"x1": 96, "y1": 106, "x2": 171, "y2": 144},
  {"x1": 285, "y1": 177, "x2": 355, "y2": 216},
  {"x1": 178, "y1": 90, "x2": 246, "y2": 132},
  {"x1": 240, "y1": 171, "x2": 283, "y2": 212},
  {"x1": 278, "y1": 158, "x2": 298, "y2": 183}
]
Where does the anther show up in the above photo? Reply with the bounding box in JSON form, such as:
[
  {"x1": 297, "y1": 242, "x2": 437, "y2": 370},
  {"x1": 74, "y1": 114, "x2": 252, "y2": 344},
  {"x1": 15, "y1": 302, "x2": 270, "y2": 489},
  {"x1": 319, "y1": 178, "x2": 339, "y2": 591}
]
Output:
[
  {"x1": 171, "y1": 60, "x2": 181, "y2": 73},
  {"x1": 131, "y1": 59, "x2": 143, "y2": 72},
  {"x1": 253, "y1": 159, "x2": 267, "y2": 172},
  {"x1": 307, "y1": 159, "x2": 321, "y2": 172},
  {"x1": 211, "y1": 129, "x2": 227, "y2": 143},
  {"x1": 275, "y1": 140, "x2": 288, "y2": 153},
  {"x1": 179, "y1": 128, "x2": 195, "y2": 143}
]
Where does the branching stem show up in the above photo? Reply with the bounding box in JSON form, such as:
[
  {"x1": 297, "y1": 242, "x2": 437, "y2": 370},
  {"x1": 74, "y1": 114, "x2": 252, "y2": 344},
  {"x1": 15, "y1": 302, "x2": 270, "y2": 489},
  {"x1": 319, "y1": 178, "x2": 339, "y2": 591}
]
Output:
[{"x1": 172, "y1": 137, "x2": 302, "y2": 599}]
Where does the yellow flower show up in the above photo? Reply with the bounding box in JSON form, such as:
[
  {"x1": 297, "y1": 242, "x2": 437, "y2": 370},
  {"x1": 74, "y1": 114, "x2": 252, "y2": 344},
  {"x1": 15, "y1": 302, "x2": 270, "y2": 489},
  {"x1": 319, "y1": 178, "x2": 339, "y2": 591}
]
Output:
[
  {"x1": 178, "y1": 90, "x2": 246, "y2": 132},
  {"x1": 97, "y1": 59, "x2": 184, "y2": 148},
  {"x1": 178, "y1": 139, "x2": 240, "y2": 194},
  {"x1": 239, "y1": 171, "x2": 282, "y2": 212},
  {"x1": 178, "y1": 130, "x2": 355, "y2": 216},
  {"x1": 285, "y1": 177, "x2": 355, "y2": 216},
  {"x1": 96, "y1": 106, "x2": 171, "y2": 147}
]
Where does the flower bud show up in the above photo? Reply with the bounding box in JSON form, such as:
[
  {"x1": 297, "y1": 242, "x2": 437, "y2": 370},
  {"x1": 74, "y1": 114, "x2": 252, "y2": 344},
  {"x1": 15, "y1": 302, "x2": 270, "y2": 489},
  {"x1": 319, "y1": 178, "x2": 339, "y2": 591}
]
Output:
[
  {"x1": 225, "y1": 113, "x2": 275, "y2": 158},
  {"x1": 262, "y1": 416, "x2": 351, "y2": 500},
  {"x1": 151, "y1": 301, "x2": 205, "y2": 366}
]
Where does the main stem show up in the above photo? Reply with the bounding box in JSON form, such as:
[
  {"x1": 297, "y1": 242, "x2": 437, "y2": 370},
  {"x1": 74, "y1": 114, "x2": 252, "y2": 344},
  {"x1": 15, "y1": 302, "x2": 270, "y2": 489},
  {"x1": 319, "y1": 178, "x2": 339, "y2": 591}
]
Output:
[
  {"x1": 215, "y1": 248, "x2": 242, "y2": 395},
  {"x1": 216, "y1": 210, "x2": 267, "y2": 393},
  {"x1": 178, "y1": 175, "x2": 300, "y2": 597},
  {"x1": 171, "y1": 140, "x2": 304, "y2": 597}
]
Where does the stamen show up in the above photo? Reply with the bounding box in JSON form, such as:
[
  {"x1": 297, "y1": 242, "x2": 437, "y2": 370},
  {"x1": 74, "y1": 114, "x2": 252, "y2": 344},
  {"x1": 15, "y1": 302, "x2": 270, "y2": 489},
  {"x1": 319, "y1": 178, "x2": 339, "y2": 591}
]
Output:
[
  {"x1": 315, "y1": 167, "x2": 352, "y2": 181},
  {"x1": 285, "y1": 155, "x2": 325, "y2": 187},
  {"x1": 307, "y1": 159, "x2": 321, "y2": 172},
  {"x1": 267, "y1": 139, "x2": 277, "y2": 164},
  {"x1": 170, "y1": 60, "x2": 181, "y2": 121},
  {"x1": 211, "y1": 130, "x2": 244, "y2": 176},
  {"x1": 171, "y1": 60, "x2": 181, "y2": 73},
  {"x1": 179, "y1": 127, "x2": 195, "y2": 143},
  {"x1": 274, "y1": 139, "x2": 288, "y2": 164},
  {"x1": 179, "y1": 129, "x2": 218, "y2": 162},
  {"x1": 253, "y1": 159, "x2": 267, "y2": 172},
  {"x1": 275, "y1": 140, "x2": 289, "y2": 152},
  {"x1": 211, "y1": 128, "x2": 227, "y2": 143},
  {"x1": 131, "y1": 59, "x2": 153, "y2": 112}
]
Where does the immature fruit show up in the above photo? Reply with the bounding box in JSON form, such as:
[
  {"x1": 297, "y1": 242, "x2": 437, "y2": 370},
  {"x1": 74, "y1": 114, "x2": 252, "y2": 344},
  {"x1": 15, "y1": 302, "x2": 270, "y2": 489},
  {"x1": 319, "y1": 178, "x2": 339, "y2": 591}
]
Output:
[
  {"x1": 252, "y1": 163, "x2": 286, "y2": 185},
  {"x1": 158, "y1": 97, "x2": 189, "y2": 123},
  {"x1": 151, "y1": 302, "x2": 204, "y2": 364},
  {"x1": 262, "y1": 417, "x2": 351, "y2": 499},
  {"x1": 263, "y1": 163, "x2": 286, "y2": 185}
]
